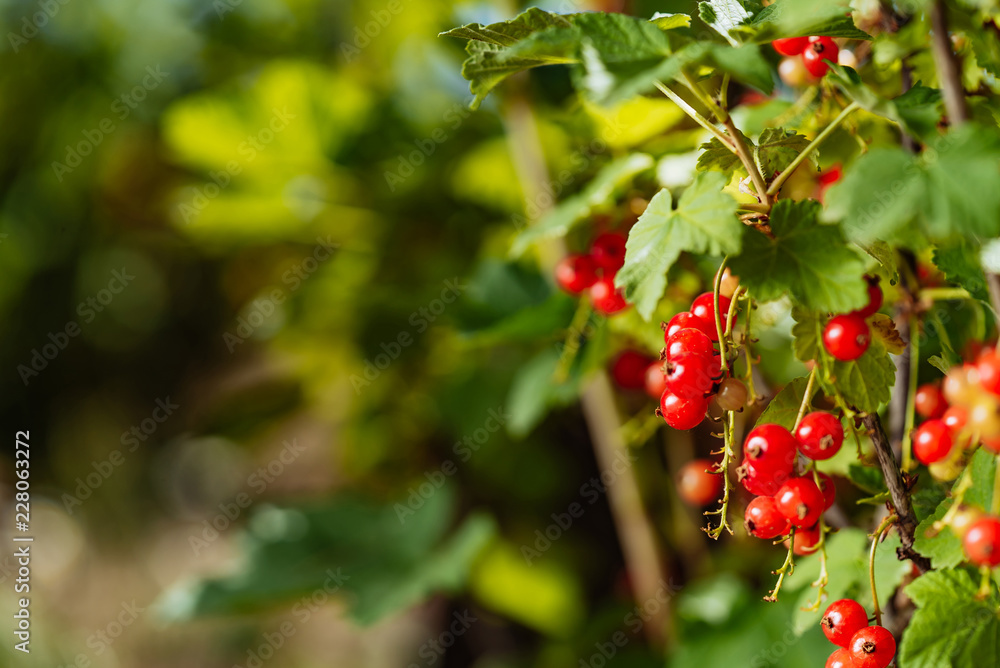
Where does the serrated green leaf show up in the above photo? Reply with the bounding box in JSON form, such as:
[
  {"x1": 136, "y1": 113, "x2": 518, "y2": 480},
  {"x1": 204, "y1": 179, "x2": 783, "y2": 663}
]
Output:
[
  {"x1": 615, "y1": 172, "x2": 741, "y2": 320},
  {"x1": 696, "y1": 131, "x2": 750, "y2": 178},
  {"x1": 824, "y1": 336, "x2": 896, "y2": 413},
  {"x1": 756, "y1": 375, "x2": 817, "y2": 430},
  {"x1": 511, "y1": 154, "x2": 654, "y2": 256},
  {"x1": 735, "y1": 0, "x2": 871, "y2": 42},
  {"x1": 791, "y1": 306, "x2": 824, "y2": 362},
  {"x1": 698, "y1": 0, "x2": 751, "y2": 42},
  {"x1": 650, "y1": 12, "x2": 693, "y2": 30},
  {"x1": 440, "y1": 8, "x2": 574, "y2": 45},
  {"x1": 860, "y1": 240, "x2": 899, "y2": 283},
  {"x1": 847, "y1": 463, "x2": 886, "y2": 495},
  {"x1": 731, "y1": 200, "x2": 868, "y2": 312},
  {"x1": 823, "y1": 125, "x2": 1000, "y2": 246},
  {"x1": 933, "y1": 243, "x2": 991, "y2": 302},
  {"x1": 755, "y1": 128, "x2": 812, "y2": 182},
  {"x1": 900, "y1": 569, "x2": 1000, "y2": 668}
]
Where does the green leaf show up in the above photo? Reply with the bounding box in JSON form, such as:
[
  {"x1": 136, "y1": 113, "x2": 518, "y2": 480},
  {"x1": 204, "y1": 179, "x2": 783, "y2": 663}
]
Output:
[
  {"x1": 696, "y1": 132, "x2": 749, "y2": 178},
  {"x1": 827, "y1": 65, "x2": 941, "y2": 140},
  {"x1": 440, "y1": 7, "x2": 574, "y2": 45},
  {"x1": 736, "y1": 0, "x2": 871, "y2": 42},
  {"x1": 755, "y1": 128, "x2": 812, "y2": 181},
  {"x1": 615, "y1": 172, "x2": 741, "y2": 320},
  {"x1": 756, "y1": 375, "x2": 817, "y2": 430},
  {"x1": 847, "y1": 463, "x2": 886, "y2": 495},
  {"x1": 823, "y1": 125, "x2": 1000, "y2": 246},
  {"x1": 511, "y1": 154, "x2": 654, "y2": 256},
  {"x1": 824, "y1": 336, "x2": 896, "y2": 413},
  {"x1": 650, "y1": 12, "x2": 693, "y2": 31},
  {"x1": 860, "y1": 240, "x2": 899, "y2": 284},
  {"x1": 731, "y1": 200, "x2": 868, "y2": 312},
  {"x1": 791, "y1": 305, "x2": 824, "y2": 362},
  {"x1": 900, "y1": 569, "x2": 1000, "y2": 668},
  {"x1": 698, "y1": 0, "x2": 751, "y2": 42},
  {"x1": 933, "y1": 243, "x2": 991, "y2": 302},
  {"x1": 156, "y1": 488, "x2": 495, "y2": 625}
]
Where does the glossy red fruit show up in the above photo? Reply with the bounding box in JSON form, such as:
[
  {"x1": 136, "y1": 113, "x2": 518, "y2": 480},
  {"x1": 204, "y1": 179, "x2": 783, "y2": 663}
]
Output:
[
  {"x1": 849, "y1": 626, "x2": 896, "y2": 668},
  {"x1": 826, "y1": 648, "x2": 856, "y2": 668},
  {"x1": 795, "y1": 411, "x2": 844, "y2": 460},
  {"x1": 817, "y1": 472, "x2": 836, "y2": 510},
  {"x1": 660, "y1": 391, "x2": 710, "y2": 430},
  {"x1": 690, "y1": 292, "x2": 734, "y2": 338},
  {"x1": 977, "y1": 348, "x2": 1000, "y2": 396},
  {"x1": 789, "y1": 523, "x2": 822, "y2": 555},
  {"x1": 963, "y1": 516, "x2": 1000, "y2": 567},
  {"x1": 802, "y1": 36, "x2": 840, "y2": 78},
  {"x1": 915, "y1": 383, "x2": 948, "y2": 419},
  {"x1": 743, "y1": 424, "x2": 798, "y2": 480},
  {"x1": 745, "y1": 496, "x2": 791, "y2": 539},
  {"x1": 855, "y1": 279, "x2": 883, "y2": 318},
  {"x1": 678, "y1": 459, "x2": 723, "y2": 506},
  {"x1": 664, "y1": 311, "x2": 716, "y2": 341},
  {"x1": 942, "y1": 405, "x2": 968, "y2": 433},
  {"x1": 644, "y1": 362, "x2": 667, "y2": 399},
  {"x1": 590, "y1": 232, "x2": 627, "y2": 272},
  {"x1": 739, "y1": 460, "x2": 784, "y2": 496},
  {"x1": 913, "y1": 419, "x2": 954, "y2": 465},
  {"x1": 823, "y1": 313, "x2": 870, "y2": 361},
  {"x1": 775, "y1": 477, "x2": 826, "y2": 528},
  {"x1": 772, "y1": 36, "x2": 810, "y2": 56},
  {"x1": 590, "y1": 277, "x2": 628, "y2": 315},
  {"x1": 822, "y1": 599, "x2": 869, "y2": 647},
  {"x1": 555, "y1": 254, "x2": 599, "y2": 294},
  {"x1": 666, "y1": 354, "x2": 719, "y2": 399},
  {"x1": 611, "y1": 350, "x2": 652, "y2": 390},
  {"x1": 665, "y1": 327, "x2": 716, "y2": 361}
]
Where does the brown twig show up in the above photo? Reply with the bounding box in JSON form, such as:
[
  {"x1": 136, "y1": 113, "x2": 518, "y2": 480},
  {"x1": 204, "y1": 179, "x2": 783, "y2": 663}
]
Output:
[{"x1": 929, "y1": 0, "x2": 969, "y2": 126}]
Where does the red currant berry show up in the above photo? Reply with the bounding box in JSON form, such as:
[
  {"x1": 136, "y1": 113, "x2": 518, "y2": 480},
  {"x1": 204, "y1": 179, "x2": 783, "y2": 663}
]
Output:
[
  {"x1": 826, "y1": 648, "x2": 856, "y2": 668},
  {"x1": 823, "y1": 313, "x2": 870, "y2": 361},
  {"x1": 789, "y1": 523, "x2": 822, "y2": 556},
  {"x1": 817, "y1": 472, "x2": 836, "y2": 510},
  {"x1": 913, "y1": 419, "x2": 954, "y2": 465},
  {"x1": 666, "y1": 354, "x2": 719, "y2": 399},
  {"x1": 743, "y1": 424, "x2": 798, "y2": 480},
  {"x1": 822, "y1": 599, "x2": 868, "y2": 647},
  {"x1": 715, "y1": 377, "x2": 748, "y2": 412},
  {"x1": 915, "y1": 383, "x2": 948, "y2": 419},
  {"x1": 795, "y1": 411, "x2": 844, "y2": 460},
  {"x1": 690, "y1": 292, "x2": 734, "y2": 337},
  {"x1": 555, "y1": 254, "x2": 599, "y2": 294},
  {"x1": 963, "y1": 516, "x2": 1000, "y2": 567},
  {"x1": 802, "y1": 36, "x2": 840, "y2": 78},
  {"x1": 818, "y1": 164, "x2": 843, "y2": 187},
  {"x1": 660, "y1": 391, "x2": 709, "y2": 430},
  {"x1": 745, "y1": 496, "x2": 790, "y2": 539},
  {"x1": 611, "y1": 350, "x2": 652, "y2": 390},
  {"x1": 665, "y1": 311, "x2": 716, "y2": 341},
  {"x1": 977, "y1": 348, "x2": 1000, "y2": 396},
  {"x1": 665, "y1": 327, "x2": 716, "y2": 361},
  {"x1": 854, "y1": 278, "x2": 883, "y2": 318},
  {"x1": 590, "y1": 276, "x2": 628, "y2": 315},
  {"x1": 677, "y1": 459, "x2": 723, "y2": 506},
  {"x1": 738, "y1": 460, "x2": 783, "y2": 496},
  {"x1": 775, "y1": 476, "x2": 826, "y2": 528},
  {"x1": 942, "y1": 405, "x2": 968, "y2": 433},
  {"x1": 772, "y1": 36, "x2": 810, "y2": 56},
  {"x1": 590, "y1": 232, "x2": 627, "y2": 272},
  {"x1": 849, "y1": 626, "x2": 896, "y2": 668},
  {"x1": 644, "y1": 362, "x2": 667, "y2": 399}
]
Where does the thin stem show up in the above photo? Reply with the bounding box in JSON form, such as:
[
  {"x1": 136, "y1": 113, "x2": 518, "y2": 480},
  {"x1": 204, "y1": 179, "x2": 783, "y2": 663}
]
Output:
[
  {"x1": 918, "y1": 287, "x2": 973, "y2": 302},
  {"x1": 764, "y1": 530, "x2": 796, "y2": 602},
  {"x1": 682, "y1": 71, "x2": 729, "y2": 124},
  {"x1": 724, "y1": 287, "x2": 744, "y2": 339},
  {"x1": 901, "y1": 312, "x2": 920, "y2": 471},
  {"x1": 992, "y1": 455, "x2": 1000, "y2": 516},
  {"x1": 654, "y1": 81, "x2": 735, "y2": 151},
  {"x1": 766, "y1": 102, "x2": 860, "y2": 197},
  {"x1": 929, "y1": 0, "x2": 969, "y2": 126},
  {"x1": 793, "y1": 366, "x2": 817, "y2": 432},
  {"x1": 719, "y1": 73, "x2": 730, "y2": 111},
  {"x1": 803, "y1": 466, "x2": 829, "y2": 611},
  {"x1": 978, "y1": 565, "x2": 994, "y2": 599},
  {"x1": 869, "y1": 513, "x2": 898, "y2": 627},
  {"x1": 714, "y1": 259, "x2": 730, "y2": 371},
  {"x1": 554, "y1": 298, "x2": 593, "y2": 383},
  {"x1": 738, "y1": 202, "x2": 771, "y2": 214},
  {"x1": 705, "y1": 411, "x2": 737, "y2": 539},
  {"x1": 722, "y1": 115, "x2": 769, "y2": 204}
]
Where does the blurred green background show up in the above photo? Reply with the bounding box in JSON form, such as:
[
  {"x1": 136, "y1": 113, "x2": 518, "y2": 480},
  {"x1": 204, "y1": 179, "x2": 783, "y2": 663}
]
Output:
[{"x1": 0, "y1": 0, "x2": 873, "y2": 666}]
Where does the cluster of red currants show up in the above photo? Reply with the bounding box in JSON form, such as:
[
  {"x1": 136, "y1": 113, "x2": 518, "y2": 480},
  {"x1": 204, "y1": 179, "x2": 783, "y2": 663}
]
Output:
[
  {"x1": 555, "y1": 232, "x2": 629, "y2": 315},
  {"x1": 740, "y1": 416, "x2": 842, "y2": 555},
  {"x1": 772, "y1": 36, "x2": 840, "y2": 78},
  {"x1": 822, "y1": 276, "x2": 883, "y2": 362},
  {"x1": 654, "y1": 293, "x2": 747, "y2": 430},
  {"x1": 821, "y1": 599, "x2": 896, "y2": 668},
  {"x1": 912, "y1": 345, "x2": 1000, "y2": 469}
]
